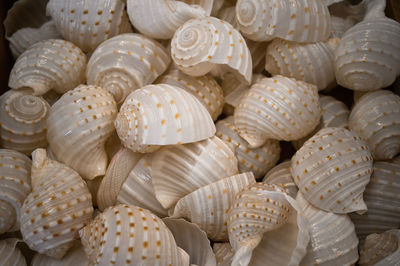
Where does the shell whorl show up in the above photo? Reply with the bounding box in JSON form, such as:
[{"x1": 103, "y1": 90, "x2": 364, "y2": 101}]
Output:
[{"x1": 359, "y1": 230, "x2": 399, "y2": 266}]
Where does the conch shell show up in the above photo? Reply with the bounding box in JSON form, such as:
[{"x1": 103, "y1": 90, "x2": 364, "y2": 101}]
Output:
[
  {"x1": 263, "y1": 161, "x2": 298, "y2": 198},
  {"x1": 0, "y1": 238, "x2": 26, "y2": 266}
]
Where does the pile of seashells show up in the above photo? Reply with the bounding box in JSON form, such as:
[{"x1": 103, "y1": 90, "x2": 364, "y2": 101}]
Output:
[{"x1": 1, "y1": 0, "x2": 400, "y2": 265}]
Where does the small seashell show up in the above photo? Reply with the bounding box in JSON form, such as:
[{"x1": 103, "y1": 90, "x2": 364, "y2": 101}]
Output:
[
  {"x1": 329, "y1": 16, "x2": 356, "y2": 38},
  {"x1": 263, "y1": 160, "x2": 298, "y2": 198},
  {"x1": 214, "y1": 243, "x2": 234, "y2": 266},
  {"x1": 0, "y1": 238, "x2": 27, "y2": 266}
]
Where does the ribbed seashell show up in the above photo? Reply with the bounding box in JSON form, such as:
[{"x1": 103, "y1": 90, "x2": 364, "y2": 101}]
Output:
[
  {"x1": 235, "y1": 0, "x2": 331, "y2": 42},
  {"x1": 247, "y1": 39, "x2": 269, "y2": 73},
  {"x1": 171, "y1": 16, "x2": 252, "y2": 84},
  {"x1": 0, "y1": 149, "x2": 31, "y2": 234},
  {"x1": 79, "y1": 204, "x2": 189, "y2": 265},
  {"x1": 114, "y1": 84, "x2": 215, "y2": 153},
  {"x1": 217, "y1": 6, "x2": 238, "y2": 28},
  {"x1": 353, "y1": 90, "x2": 368, "y2": 104},
  {"x1": 47, "y1": 85, "x2": 117, "y2": 180},
  {"x1": 263, "y1": 161, "x2": 298, "y2": 198},
  {"x1": 117, "y1": 154, "x2": 168, "y2": 217},
  {"x1": 46, "y1": 0, "x2": 133, "y2": 53},
  {"x1": 214, "y1": 243, "x2": 234, "y2": 266},
  {"x1": 8, "y1": 39, "x2": 87, "y2": 96},
  {"x1": 0, "y1": 239, "x2": 26, "y2": 266},
  {"x1": 86, "y1": 33, "x2": 170, "y2": 104},
  {"x1": 20, "y1": 149, "x2": 93, "y2": 259},
  {"x1": 292, "y1": 127, "x2": 373, "y2": 213},
  {"x1": 330, "y1": 16, "x2": 356, "y2": 38},
  {"x1": 32, "y1": 241, "x2": 89, "y2": 266},
  {"x1": 85, "y1": 176, "x2": 102, "y2": 208},
  {"x1": 265, "y1": 38, "x2": 339, "y2": 91},
  {"x1": 216, "y1": 116, "x2": 280, "y2": 180},
  {"x1": 152, "y1": 136, "x2": 239, "y2": 209},
  {"x1": 171, "y1": 172, "x2": 256, "y2": 241},
  {"x1": 234, "y1": 75, "x2": 321, "y2": 147},
  {"x1": 349, "y1": 90, "x2": 400, "y2": 160}
]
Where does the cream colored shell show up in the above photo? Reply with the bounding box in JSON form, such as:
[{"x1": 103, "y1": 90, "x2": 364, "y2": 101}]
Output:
[
  {"x1": 0, "y1": 238, "x2": 27, "y2": 266},
  {"x1": 214, "y1": 243, "x2": 234, "y2": 266},
  {"x1": 330, "y1": 16, "x2": 356, "y2": 38},
  {"x1": 32, "y1": 241, "x2": 90, "y2": 266},
  {"x1": 263, "y1": 161, "x2": 298, "y2": 198},
  {"x1": 217, "y1": 6, "x2": 239, "y2": 29}
]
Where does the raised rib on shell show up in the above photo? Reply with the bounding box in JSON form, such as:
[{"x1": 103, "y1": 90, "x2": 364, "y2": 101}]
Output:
[
  {"x1": 263, "y1": 160, "x2": 298, "y2": 198},
  {"x1": 0, "y1": 238, "x2": 26, "y2": 266},
  {"x1": 31, "y1": 241, "x2": 89, "y2": 266},
  {"x1": 214, "y1": 243, "x2": 234, "y2": 266}
]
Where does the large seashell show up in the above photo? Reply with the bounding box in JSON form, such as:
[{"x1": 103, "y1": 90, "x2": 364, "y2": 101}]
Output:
[
  {"x1": 8, "y1": 39, "x2": 87, "y2": 96},
  {"x1": 263, "y1": 160, "x2": 298, "y2": 198},
  {"x1": 235, "y1": 0, "x2": 331, "y2": 42},
  {"x1": 0, "y1": 238, "x2": 27, "y2": 266},
  {"x1": 0, "y1": 149, "x2": 31, "y2": 234},
  {"x1": 79, "y1": 204, "x2": 189, "y2": 265},
  {"x1": 171, "y1": 16, "x2": 252, "y2": 84},
  {"x1": 114, "y1": 84, "x2": 215, "y2": 153},
  {"x1": 32, "y1": 241, "x2": 89, "y2": 266},
  {"x1": 234, "y1": 75, "x2": 321, "y2": 147},
  {"x1": 171, "y1": 172, "x2": 256, "y2": 241},
  {"x1": 86, "y1": 33, "x2": 171, "y2": 104},
  {"x1": 47, "y1": 85, "x2": 117, "y2": 180},
  {"x1": 214, "y1": 243, "x2": 234, "y2": 266},
  {"x1": 349, "y1": 90, "x2": 400, "y2": 160},
  {"x1": 20, "y1": 149, "x2": 93, "y2": 259},
  {"x1": 292, "y1": 127, "x2": 373, "y2": 213},
  {"x1": 329, "y1": 16, "x2": 356, "y2": 38}
]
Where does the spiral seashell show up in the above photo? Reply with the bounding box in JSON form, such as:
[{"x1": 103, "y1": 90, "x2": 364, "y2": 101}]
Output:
[
  {"x1": 235, "y1": 0, "x2": 331, "y2": 42},
  {"x1": 234, "y1": 75, "x2": 321, "y2": 147},
  {"x1": 263, "y1": 160, "x2": 298, "y2": 198},
  {"x1": 171, "y1": 16, "x2": 252, "y2": 84},
  {"x1": 292, "y1": 127, "x2": 373, "y2": 213},
  {"x1": 0, "y1": 149, "x2": 31, "y2": 234},
  {"x1": 46, "y1": 0, "x2": 133, "y2": 53},
  {"x1": 114, "y1": 84, "x2": 216, "y2": 153},
  {"x1": 214, "y1": 243, "x2": 234, "y2": 266},
  {"x1": 0, "y1": 238, "x2": 27, "y2": 266},
  {"x1": 87, "y1": 33, "x2": 171, "y2": 104},
  {"x1": 216, "y1": 116, "x2": 280, "y2": 180},
  {"x1": 171, "y1": 172, "x2": 256, "y2": 241},
  {"x1": 152, "y1": 136, "x2": 239, "y2": 209},
  {"x1": 80, "y1": 204, "x2": 189, "y2": 265},
  {"x1": 349, "y1": 90, "x2": 400, "y2": 160},
  {"x1": 329, "y1": 16, "x2": 356, "y2": 38},
  {"x1": 156, "y1": 69, "x2": 224, "y2": 120},
  {"x1": 8, "y1": 39, "x2": 87, "y2": 96},
  {"x1": 47, "y1": 85, "x2": 117, "y2": 180},
  {"x1": 20, "y1": 149, "x2": 93, "y2": 258},
  {"x1": 32, "y1": 241, "x2": 90, "y2": 266}
]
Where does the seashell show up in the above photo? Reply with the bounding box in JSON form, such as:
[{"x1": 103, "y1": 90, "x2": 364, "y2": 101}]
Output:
[
  {"x1": 0, "y1": 149, "x2": 31, "y2": 234},
  {"x1": 156, "y1": 69, "x2": 224, "y2": 120},
  {"x1": 46, "y1": 0, "x2": 133, "y2": 53},
  {"x1": 105, "y1": 130, "x2": 123, "y2": 160},
  {"x1": 329, "y1": 16, "x2": 356, "y2": 38},
  {"x1": 0, "y1": 238, "x2": 27, "y2": 266},
  {"x1": 292, "y1": 127, "x2": 373, "y2": 214},
  {"x1": 114, "y1": 84, "x2": 216, "y2": 153},
  {"x1": 47, "y1": 85, "x2": 117, "y2": 180},
  {"x1": 20, "y1": 149, "x2": 93, "y2": 259},
  {"x1": 263, "y1": 160, "x2": 298, "y2": 198},
  {"x1": 8, "y1": 39, "x2": 87, "y2": 96},
  {"x1": 85, "y1": 176, "x2": 102, "y2": 208},
  {"x1": 0, "y1": 90, "x2": 50, "y2": 155},
  {"x1": 234, "y1": 75, "x2": 321, "y2": 147},
  {"x1": 353, "y1": 90, "x2": 368, "y2": 104},
  {"x1": 211, "y1": 0, "x2": 225, "y2": 16},
  {"x1": 247, "y1": 39, "x2": 269, "y2": 73},
  {"x1": 214, "y1": 243, "x2": 234, "y2": 266},
  {"x1": 171, "y1": 172, "x2": 256, "y2": 241},
  {"x1": 171, "y1": 16, "x2": 252, "y2": 84},
  {"x1": 216, "y1": 116, "x2": 280, "y2": 180},
  {"x1": 349, "y1": 90, "x2": 400, "y2": 160},
  {"x1": 296, "y1": 192, "x2": 359, "y2": 266},
  {"x1": 42, "y1": 90, "x2": 61, "y2": 107},
  {"x1": 79, "y1": 204, "x2": 189, "y2": 265},
  {"x1": 217, "y1": 6, "x2": 238, "y2": 28},
  {"x1": 235, "y1": 0, "x2": 331, "y2": 42},
  {"x1": 86, "y1": 33, "x2": 171, "y2": 104},
  {"x1": 265, "y1": 38, "x2": 339, "y2": 91},
  {"x1": 152, "y1": 136, "x2": 239, "y2": 209}
]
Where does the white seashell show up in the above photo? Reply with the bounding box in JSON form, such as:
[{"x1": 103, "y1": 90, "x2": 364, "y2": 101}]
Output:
[
  {"x1": 349, "y1": 90, "x2": 400, "y2": 160},
  {"x1": 47, "y1": 85, "x2": 117, "y2": 180},
  {"x1": 152, "y1": 136, "x2": 239, "y2": 209},
  {"x1": 329, "y1": 16, "x2": 356, "y2": 38},
  {"x1": 0, "y1": 238, "x2": 27, "y2": 266},
  {"x1": 247, "y1": 39, "x2": 269, "y2": 73},
  {"x1": 114, "y1": 84, "x2": 216, "y2": 153},
  {"x1": 171, "y1": 172, "x2": 256, "y2": 241},
  {"x1": 0, "y1": 149, "x2": 31, "y2": 234},
  {"x1": 235, "y1": 0, "x2": 331, "y2": 42},
  {"x1": 292, "y1": 127, "x2": 373, "y2": 213},
  {"x1": 171, "y1": 16, "x2": 252, "y2": 84},
  {"x1": 79, "y1": 204, "x2": 189, "y2": 265},
  {"x1": 216, "y1": 116, "x2": 280, "y2": 180},
  {"x1": 263, "y1": 161, "x2": 298, "y2": 198},
  {"x1": 0, "y1": 90, "x2": 50, "y2": 155},
  {"x1": 214, "y1": 243, "x2": 234, "y2": 266},
  {"x1": 8, "y1": 39, "x2": 87, "y2": 96},
  {"x1": 20, "y1": 149, "x2": 93, "y2": 259},
  {"x1": 234, "y1": 75, "x2": 321, "y2": 147},
  {"x1": 86, "y1": 33, "x2": 171, "y2": 104}
]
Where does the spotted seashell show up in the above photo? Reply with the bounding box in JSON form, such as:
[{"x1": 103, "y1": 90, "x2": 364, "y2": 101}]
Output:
[
  {"x1": 114, "y1": 84, "x2": 215, "y2": 153},
  {"x1": 292, "y1": 127, "x2": 373, "y2": 214},
  {"x1": 330, "y1": 16, "x2": 356, "y2": 38},
  {"x1": 214, "y1": 243, "x2": 234, "y2": 266},
  {"x1": 263, "y1": 160, "x2": 298, "y2": 198},
  {"x1": 171, "y1": 16, "x2": 252, "y2": 84},
  {"x1": 47, "y1": 85, "x2": 117, "y2": 180},
  {"x1": 349, "y1": 90, "x2": 400, "y2": 160},
  {"x1": 234, "y1": 76, "x2": 321, "y2": 147},
  {"x1": 171, "y1": 172, "x2": 256, "y2": 241},
  {"x1": 8, "y1": 39, "x2": 87, "y2": 96},
  {"x1": 0, "y1": 149, "x2": 31, "y2": 234},
  {"x1": 0, "y1": 238, "x2": 26, "y2": 266},
  {"x1": 0, "y1": 90, "x2": 50, "y2": 155},
  {"x1": 86, "y1": 33, "x2": 170, "y2": 104},
  {"x1": 32, "y1": 241, "x2": 90, "y2": 266},
  {"x1": 20, "y1": 149, "x2": 93, "y2": 259},
  {"x1": 80, "y1": 204, "x2": 189, "y2": 265},
  {"x1": 216, "y1": 116, "x2": 280, "y2": 180},
  {"x1": 235, "y1": 0, "x2": 331, "y2": 42}
]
